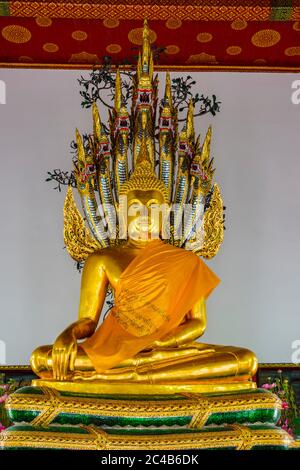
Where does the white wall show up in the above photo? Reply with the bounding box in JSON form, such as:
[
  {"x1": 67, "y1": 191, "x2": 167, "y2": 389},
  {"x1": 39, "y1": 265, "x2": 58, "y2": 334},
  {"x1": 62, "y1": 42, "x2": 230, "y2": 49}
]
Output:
[{"x1": 0, "y1": 68, "x2": 299, "y2": 364}]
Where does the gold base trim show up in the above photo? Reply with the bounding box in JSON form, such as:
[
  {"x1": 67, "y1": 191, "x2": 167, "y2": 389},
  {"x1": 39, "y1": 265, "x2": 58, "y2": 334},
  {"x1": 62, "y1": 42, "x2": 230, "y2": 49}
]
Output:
[
  {"x1": 32, "y1": 379, "x2": 256, "y2": 395},
  {"x1": 7, "y1": 386, "x2": 279, "y2": 429},
  {"x1": 0, "y1": 424, "x2": 293, "y2": 450}
]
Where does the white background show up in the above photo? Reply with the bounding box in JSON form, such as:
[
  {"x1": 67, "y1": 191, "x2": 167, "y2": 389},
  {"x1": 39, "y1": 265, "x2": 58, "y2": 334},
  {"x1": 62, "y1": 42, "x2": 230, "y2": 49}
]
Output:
[{"x1": 0, "y1": 68, "x2": 299, "y2": 364}]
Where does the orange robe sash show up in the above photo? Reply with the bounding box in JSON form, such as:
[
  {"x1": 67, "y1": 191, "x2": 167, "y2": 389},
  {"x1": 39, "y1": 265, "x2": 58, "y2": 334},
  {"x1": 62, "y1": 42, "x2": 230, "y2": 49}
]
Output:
[{"x1": 81, "y1": 239, "x2": 220, "y2": 372}]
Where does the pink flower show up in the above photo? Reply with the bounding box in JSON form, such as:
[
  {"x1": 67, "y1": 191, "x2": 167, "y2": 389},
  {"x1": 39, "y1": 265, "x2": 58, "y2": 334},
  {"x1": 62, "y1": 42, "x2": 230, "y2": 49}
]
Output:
[
  {"x1": 262, "y1": 384, "x2": 271, "y2": 389},
  {"x1": 282, "y1": 401, "x2": 289, "y2": 410},
  {"x1": 0, "y1": 393, "x2": 8, "y2": 403},
  {"x1": 0, "y1": 423, "x2": 5, "y2": 432},
  {"x1": 262, "y1": 383, "x2": 276, "y2": 390}
]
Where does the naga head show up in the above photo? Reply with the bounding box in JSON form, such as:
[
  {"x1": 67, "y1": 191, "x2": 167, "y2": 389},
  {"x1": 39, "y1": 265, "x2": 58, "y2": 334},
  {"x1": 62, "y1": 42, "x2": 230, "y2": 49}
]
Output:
[{"x1": 74, "y1": 129, "x2": 96, "y2": 193}]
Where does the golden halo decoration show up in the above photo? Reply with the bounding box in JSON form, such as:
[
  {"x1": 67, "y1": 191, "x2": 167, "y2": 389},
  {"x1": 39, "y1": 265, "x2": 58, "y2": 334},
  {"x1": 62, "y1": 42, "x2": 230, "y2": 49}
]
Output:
[
  {"x1": 72, "y1": 30, "x2": 87, "y2": 41},
  {"x1": 19, "y1": 56, "x2": 33, "y2": 62},
  {"x1": 43, "y1": 42, "x2": 59, "y2": 52},
  {"x1": 226, "y1": 46, "x2": 242, "y2": 55},
  {"x1": 186, "y1": 52, "x2": 217, "y2": 64},
  {"x1": 165, "y1": 18, "x2": 182, "y2": 29},
  {"x1": 165, "y1": 45, "x2": 180, "y2": 55},
  {"x1": 103, "y1": 19, "x2": 120, "y2": 28},
  {"x1": 251, "y1": 29, "x2": 281, "y2": 48},
  {"x1": 196, "y1": 32, "x2": 213, "y2": 43},
  {"x1": 106, "y1": 43, "x2": 122, "y2": 54},
  {"x1": 128, "y1": 27, "x2": 157, "y2": 45},
  {"x1": 292, "y1": 22, "x2": 300, "y2": 31},
  {"x1": 35, "y1": 17, "x2": 52, "y2": 27},
  {"x1": 253, "y1": 58, "x2": 267, "y2": 64},
  {"x1": 69, "y1": 52, "x2": 100, "y2": 64},
  {"x1": 285, "y1": 47, "x2": 300, "y2": 56},
  {"x1": 231, "y1": 19, "x2": 248, "y2": 30},
  {"x1": 2, "y1": 25, "x2": 31, "y2": 43}
]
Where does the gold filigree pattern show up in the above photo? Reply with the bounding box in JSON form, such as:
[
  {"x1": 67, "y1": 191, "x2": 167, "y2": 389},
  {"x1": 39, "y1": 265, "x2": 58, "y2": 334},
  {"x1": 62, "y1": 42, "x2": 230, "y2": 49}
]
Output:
[
  {"x1": 35, "y1": 17, "x2": 52, "y2": 27},
  {"x1": 226, "y1": 46, "x2": 242, "y2": 55},
  {"x1": 165, "y1": 45, "x2": 180, "y2": 55},
  {"x1": 231, "y1": 19, "x2": 248, "y2": 30},
  {"x1": 128, "y1": 27, "x2": 157, "y2": 45},
  {"x1": 68, "y1": 51, "x2": 100, "y2": 63},
  {"x1": 63, "y1": 186, "x2": 101, "y2": 262},
  {"x1": 195, "y1": 184, "x2": 224, "y2": 259},
  {"x1": 186, "y1": 52, "x2": 217, "y2": 64},
  {"x1": 251, "y1": 29, "x2": 281, "y2": 48},
  {"x1": 293, "y1": 21, "x2": 300, "y2": 31},
  {"x1": 72, "y1": 30, "x2": 88, "y2": 41},
  {"x1": 285, "y1": 46, "x2": 300, "y2": 56},
  {"x1": 1, "y1": 25, "x2": 31, "y2": 43},
  {"x1": 43, "y1": 43, "x2": 59, "y2": 53},
  {"x1": 18, "y1": 56, "x2": 33, "y2": 62},
  {"x1": 165, "y1": 18, "x2": 182, "y2": 29},
  {"x1": 103, "y1": 18, "x2": 120, "y2": 28},
  {"x1": 106, "y1": 43, "x2": 122, "y2": 54},
  {"x1": 253, "y1": 58, "x2": 267, "y2": 64},
  {"x1": 196, "y1": 32, "x2": 213, "y2": 43}
]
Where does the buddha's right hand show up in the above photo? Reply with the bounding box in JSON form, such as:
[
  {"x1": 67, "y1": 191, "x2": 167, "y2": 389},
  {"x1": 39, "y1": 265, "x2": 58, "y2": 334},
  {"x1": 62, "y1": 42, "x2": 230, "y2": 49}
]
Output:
[{"x1": 52, "y1": 329, "x2": 77, "y2": 380}]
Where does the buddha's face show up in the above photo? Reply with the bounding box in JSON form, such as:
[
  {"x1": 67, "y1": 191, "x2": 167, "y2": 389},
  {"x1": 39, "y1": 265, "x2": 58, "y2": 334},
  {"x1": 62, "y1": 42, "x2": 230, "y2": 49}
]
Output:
[{"x1": 126, "y1": 189, "x2": 166, "y2": 241}]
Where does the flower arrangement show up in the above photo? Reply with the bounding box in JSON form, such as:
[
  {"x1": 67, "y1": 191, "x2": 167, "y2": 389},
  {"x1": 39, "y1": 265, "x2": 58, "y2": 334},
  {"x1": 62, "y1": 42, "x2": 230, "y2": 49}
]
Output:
[
  {"x1": 261, "y1": 370, "x2": 299, "y2": 436},
  {"x1": 0, "y1": 374, "x2": 28, "y2": 431}
]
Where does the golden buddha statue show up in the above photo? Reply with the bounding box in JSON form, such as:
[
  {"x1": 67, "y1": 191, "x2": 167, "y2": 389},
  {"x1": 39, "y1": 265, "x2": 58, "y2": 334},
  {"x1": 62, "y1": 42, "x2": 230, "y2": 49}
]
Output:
[{"x1": 30, "y1": 20, "x2": 257, "y2": 393}]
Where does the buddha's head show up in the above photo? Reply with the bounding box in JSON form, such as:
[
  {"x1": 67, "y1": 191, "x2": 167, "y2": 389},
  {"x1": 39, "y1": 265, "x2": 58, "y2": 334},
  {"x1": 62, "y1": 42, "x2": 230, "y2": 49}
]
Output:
[
  {"x1": 119, "y1": 159, "x2": 170, "y2": 242},
  {"x1": 126, "y1": 189, "x2": 166, "y2": 241}
]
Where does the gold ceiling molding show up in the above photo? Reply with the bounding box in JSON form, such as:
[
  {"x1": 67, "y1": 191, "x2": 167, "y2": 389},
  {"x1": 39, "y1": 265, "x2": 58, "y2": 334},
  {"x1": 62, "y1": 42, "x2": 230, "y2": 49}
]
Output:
[{"x1": 8, "y1": 3, "x2": 274, "y2": 21}]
